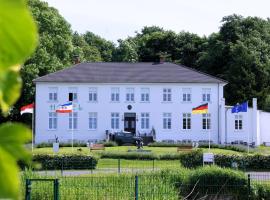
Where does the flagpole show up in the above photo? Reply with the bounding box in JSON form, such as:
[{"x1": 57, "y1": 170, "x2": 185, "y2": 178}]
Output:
[
  {"x1": 208, "y1": 103, "x2": 210, "y2": 152},
  {"x1": 247, "y1": 101, "x2": 249, "y2": 154},
  {"x1": 72, "y1": 112, "x2": 74, "y2": 152},
  {"x1": 32, "y1": 110, "x2": 34, "y2": 153}
]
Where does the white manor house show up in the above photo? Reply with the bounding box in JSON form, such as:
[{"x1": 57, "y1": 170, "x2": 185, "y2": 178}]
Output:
[{"x1": 34, "y1": 62, "x2": 270, "y2": 145}]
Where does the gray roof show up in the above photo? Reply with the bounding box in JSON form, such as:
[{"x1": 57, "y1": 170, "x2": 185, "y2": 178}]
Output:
[{"x1": 34, "y1": 62, "x2": 226, "y2": 84}]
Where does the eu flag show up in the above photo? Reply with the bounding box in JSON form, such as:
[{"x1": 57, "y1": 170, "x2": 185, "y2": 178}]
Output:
[{"x1": 231, "y1": 102, "x2": 248, "y2": 113}]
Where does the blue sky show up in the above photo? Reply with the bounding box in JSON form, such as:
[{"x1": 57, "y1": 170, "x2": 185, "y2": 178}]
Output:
[{"x1": 44, "y1": 0, "x2": 270, "y2": 43}]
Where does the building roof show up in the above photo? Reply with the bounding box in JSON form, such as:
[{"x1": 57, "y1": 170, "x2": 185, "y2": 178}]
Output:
[{"x1": 34, "y1": 62, "x2": 227, "y2": 84}]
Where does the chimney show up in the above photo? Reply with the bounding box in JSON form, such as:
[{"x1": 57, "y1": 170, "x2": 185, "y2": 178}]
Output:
[{"x1": 73, "y1": 55, "x2": 80, "y2": 64}]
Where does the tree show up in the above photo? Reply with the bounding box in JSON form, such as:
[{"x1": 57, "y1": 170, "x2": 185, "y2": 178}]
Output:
[{"x1": 113, "y1": 39, "x2": 138, "y2": 62}]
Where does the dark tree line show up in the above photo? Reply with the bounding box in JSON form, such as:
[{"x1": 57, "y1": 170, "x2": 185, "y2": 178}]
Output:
[{"x1": 3, "y1": 0, "x2": 270, "y2": 125}]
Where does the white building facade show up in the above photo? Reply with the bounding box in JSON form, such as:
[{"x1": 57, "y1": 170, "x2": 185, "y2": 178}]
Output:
[{"x1": 34, "y1": 62, "x2": 270, "y2": 145}]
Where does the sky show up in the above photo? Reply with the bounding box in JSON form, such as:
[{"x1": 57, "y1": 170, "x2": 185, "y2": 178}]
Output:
[{"x1": 44, "y1": 0, "x2": 270, "y2": 43}]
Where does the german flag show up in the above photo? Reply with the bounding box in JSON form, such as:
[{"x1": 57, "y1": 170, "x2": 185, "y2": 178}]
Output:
[{"x1": 192, "y1": 103, "x2": 208, "y2": 114}]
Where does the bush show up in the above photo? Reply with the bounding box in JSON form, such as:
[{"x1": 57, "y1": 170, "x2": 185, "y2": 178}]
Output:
[
  {"x1": 99, "y1": 151, "x2": 159, "y2": 160},
  {"x1": 178, "y1": 149, "x2": 203, "y2": 168},
  {"x1": 101, "y1": 141, "x2": 118, "y2": 147},
  {"x1": 148, "y1": 142, "x2": 192, "y2": 147},
  {"x1": 36, "y1": 142, "x2": 87, "y2": 148},
  {"x1": 252, "y1": 183, "x2": 270, "y2": 199},
  {"x1": 20, "y1": 154, "x2": 98, "y2": 170}
]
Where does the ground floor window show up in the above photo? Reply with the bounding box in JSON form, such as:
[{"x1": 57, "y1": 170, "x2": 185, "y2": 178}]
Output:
[
  {"x1": 141, "y1": 113, "x2": 150, "y2": 129},
  {"x1": 183, "y1": 113, "x2": 191, "y2": 130},
  {"x1": 163, "y1": 113, "x2": 172, "y2": 129},
  {"x1": 69, "y1": 112, "x2": 78, "y2": 130},
  {"x1": 202, "y1": 113, "x2": 211, "y2": 130},
  {"x1": 235, "y1": 115, "x2": 243, "y2": 130},
  {"x1": 89, "y1": 112, "x2": 97, "y2": 130},
  {"x1": 49, "y1": 112, "x2": 57, "y2": 130},
  {"x1": 111, "y1": 112, "x2": 120, "y2": 129}
]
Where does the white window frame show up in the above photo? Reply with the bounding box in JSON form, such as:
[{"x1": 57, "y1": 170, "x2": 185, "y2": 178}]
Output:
[
  {"x1": 111, "y1": 112, "x2": 120, "y2": 129},
  {"x1": 182, "y1": 113, "x2": 191, "y2": 130},
  {"x1": 48, "y1": 112, "x2": 57, "y2": 130},
  {"x1": 235, "y1": 115, "x2": 243, "y2": 130},
  {"x1": 163, "y1": 113, "x2": 172, "y2": 129},
  {"x1": 89, "y1": 87, "x2": 97, "y2": 102},
  {"x1": 111, "y1": 88, "x2": 120, "y2": 102},
  {"x1": 163, "y1": 88, "x2": 172, "y2": 102},
  {"x1": 182, "y1": 88, "x2": 191, "y2": 102},
  {"x1": 141, "y1": 113, "x2": 150, "y2": 129},
  {"x1": 69, "y1": 87, "x2": 78, "y2": 102},
  {"x1": 69, "y1": 112, "x2": 78, "y2": 130},
  {"x1": 141, "y1": 88, "x2": 150, "y2": 102},
  {"x1": 202, "y1": 88, "x2": 211, "y2": 102},
  {"x1": 202, "y1": 113, "x2": 211, "y2": 130},
  {"x1": 89, "y1": 112, "x2": 97, "y2": 130},
  {"x1": 126, "y1": 88, "x2": 135, "y2": 102},
  {"x1": 49, "y1": 87, "x2": 58, "y2": 102}
]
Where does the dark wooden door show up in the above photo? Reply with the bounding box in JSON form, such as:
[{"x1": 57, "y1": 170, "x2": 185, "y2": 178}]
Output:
[{"x1": 124, "y1": 113, "x2": 136, "y2": 133}]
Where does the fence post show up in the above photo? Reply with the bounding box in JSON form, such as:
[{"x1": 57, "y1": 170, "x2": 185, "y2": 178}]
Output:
[
  {"x1": 248, "y1": 174, "x2": 251, "y2": 200},
  {"x1": 25, "y1": 179, "x2": 31, "y2": 200},
  {"x1": 54, "y1": 179, "x2": 59, "y2": 200},
  {"x1": 152, "y1": 159, "x2": 155, "y2": 171},
  {"x1": 135, "y1": 175, "x2": 139, "y2": 200},
  {"x1": 61, "y1": 157, "x2": 64, "y2": 176},
  {"x1": 118, "y1": 158, "x2": 121, "y2": 174}
]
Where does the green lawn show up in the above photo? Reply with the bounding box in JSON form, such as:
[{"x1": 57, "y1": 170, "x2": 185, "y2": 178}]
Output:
[{"x1": 32, "y1": 146, "x2": 246, "y2": 156}]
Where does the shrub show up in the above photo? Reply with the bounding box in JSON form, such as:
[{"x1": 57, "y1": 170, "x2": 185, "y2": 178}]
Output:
[
  {"x1": 36, "y1": 142, "x2": 87, "y2": 148},
  {"x1": 101, "y1": 141, "x2": 118, "y2": 147},
  {"x1": 99, "y1": 151, "x2": 158, "y2": 160},
  {"x1": 148, "y1": 142, "x2": 192, "y2": 147},
  {"x1": 252, "y1": 183, "x2": 270, "y2": 199},
  {"x1": 178, "y1": 149, "x2": 203, "y2": 168},
  {"x1": 20, "y1": 154, "x2": 98, "y2": 170}
]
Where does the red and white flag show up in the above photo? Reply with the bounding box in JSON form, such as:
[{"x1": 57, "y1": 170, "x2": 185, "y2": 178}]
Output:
[{"x1": 20, "y1": 103, "x2": 34, "y2": 115}]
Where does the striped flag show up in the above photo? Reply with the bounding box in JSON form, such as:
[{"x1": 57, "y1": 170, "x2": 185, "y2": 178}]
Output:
[
  {"x1": 56, "y1": 102, "x2": 73, "y2": 113},
  {"x1": 192, "y1": 103, "x2": 208, "y2": 114},
  {"x1": 20, "y1": 103, "x2": 34, "y2": 115}
]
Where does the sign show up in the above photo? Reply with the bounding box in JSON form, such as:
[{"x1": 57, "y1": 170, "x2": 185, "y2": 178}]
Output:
[
  {"x1": 53, "y1": 142, "x2": 59, "y2": 153},
  {"x1": 203, "y1": 153, "x2": 214, "y2": 163}
]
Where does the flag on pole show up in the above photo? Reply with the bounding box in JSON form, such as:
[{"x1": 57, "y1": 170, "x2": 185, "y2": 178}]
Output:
[
  {"x1": 56, "y1": 102, "x2": 73, "y2": 113},
  {"x1": 192, "y1": 103, "x2": 208, "y2": 114},
  {"x1": 20, "y1": 103, "x2": 34, "y2": 115},
  {"x1": 231, "y1": 102, "x2": 248, "y2": 113}
]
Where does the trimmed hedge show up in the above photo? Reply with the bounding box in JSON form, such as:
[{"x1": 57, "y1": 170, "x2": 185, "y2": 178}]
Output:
[
  {"x1": 100, "y1": 151, "x2": 158, "y2": 160},
  {"x1": 36, "y1": 142, "x2": 87, "y2": 148},
  {"x1": 148, "y1": 142, "x2": 192, "y2": 147},
  {"x1": 20, "y1": 154, "x2": 98, "y2": 170}
]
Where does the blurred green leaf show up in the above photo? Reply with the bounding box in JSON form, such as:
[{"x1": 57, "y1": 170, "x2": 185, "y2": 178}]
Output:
[
  {"x1": 0, "y1": 123, "x2": 31, "y2": 199},
  {"x1": 0, "y1": 70, "x2": 22, "y2": 114},
  {"x1": 0, "y1": 0, "x2": 38, "y2": 70}
]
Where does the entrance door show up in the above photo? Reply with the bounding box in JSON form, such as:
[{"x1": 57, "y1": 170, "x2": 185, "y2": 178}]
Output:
[{"x1": 124, "y1": 113, "x2": 136, "y2": 133}]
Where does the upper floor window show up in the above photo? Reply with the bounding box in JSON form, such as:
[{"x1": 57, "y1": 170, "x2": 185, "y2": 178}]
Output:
[
  {"x1": 49, "y1": 87, "x2": 58, "y2": 101},
  {"x1": 69, "y1": 87, "x2": 78, "y2": 102},
  {"x1": 163, "y1": 88, "x2": 172, "y2": 102},
  {"x1": 111, "y1": 88, "x2": 120, "y2": 102},
  {"x1": 48, "y1": 112, "x2": 57, "y2": 130},
  {"x1": 202, "y1": 113, "x2": 211, "y2": 130},
  {"x1": 69, "y1": 112, "x2": 78, "y2": 130},
  {"x1": 126, "y1": 88, "x2": 135, "y2": 102},
  {"x1": 235, "y1": 115, "x2": 243, "y2": 130},
  {"x1": 89, "y1": 112, "x2": 97, "y2": 130},
  {"x1": 141, "y1": 113, "x2": 150, "y2": 129},
  {"x1": 202, "y1": 88, "x2": 211, "y2": 102},
  {"x1": 89, "y1": 87, "x2": 97, "y2": 102},
  {"x1": 182, "y1": 113, "x2": 191, "y2": 130},
  {"x1": 141, "y1": 88, "x2": 150, "y2": 102},
  {"x1": 111, "y1": 113, "x2": 120, "y2": 129},
  {"x1": 163, "y1": 113, "x2": 172, "y2": 129},
  {"x1": 182, "y1": 88, "x2": 191, "y2": 102}
]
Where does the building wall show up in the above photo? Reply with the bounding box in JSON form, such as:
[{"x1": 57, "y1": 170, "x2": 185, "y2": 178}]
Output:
[
  {"x1": 35, "y1": 82, "x2": 224, "y2": 144},
  {"x1": 259, "y1": 111, "x2": 270, "y2": 144}
]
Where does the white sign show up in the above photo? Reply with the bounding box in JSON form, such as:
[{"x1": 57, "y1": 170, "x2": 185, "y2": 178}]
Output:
[
  {"x1": 203, "y1": 153, "x2": 214, "y2": 163},
  {"x1": 53, "y1": 142, "x2": 59, "y2": 153}
]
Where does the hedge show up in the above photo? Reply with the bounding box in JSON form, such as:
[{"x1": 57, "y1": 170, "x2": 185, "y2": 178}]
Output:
[{"x1": 19, "y1": 154, "x2": 98, "y2": 170}]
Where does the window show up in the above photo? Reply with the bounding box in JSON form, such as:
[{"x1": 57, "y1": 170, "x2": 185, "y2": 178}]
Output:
[
  {"x1": 235, "y1": 115, "x2": 243, "y2": 130},
  {"x1": 202, "y1": 88, "x2": 211, "y2": 102},
  {"x1": 182, "y1": 113, "x2": 191, "y2": 130},
  {"x1": 48, "y1": 112, "x2": 57, "y2": 130},
  {"x1": 141, "y1": 113, "x2": 150, "y2": 129},
  {"x1": 89, "y1": 112, "x2": 97, "y2": 130},
  {"x1": 49, "y1": 87, "x2": 58, "y2": 101},
  {"x1": 163, "y1": 113, "x2": 172, "y2": 129},
  {"x1": 69, "y1": 87, "x2": 78, "y2": 102},
  {"x1": 126, "y1": 88, "x2": 135, "y2": 102},
  {"x1": 111, "y1": 113, "x2": 120, "y2": 129},
  {"x1": 182, "y1": 88, "x2": 191, "y2": 102},
  {"x1": 141, "y1": 88, "x2": 150, "y2": 102},
  {"x1": 89, "y1": 88, "x2": 97, "y2": 102},
  {"x1": 69, "y1": 112, "x2": 78, "y2": 130},
  {"x1": 111, "y1": 88, "x2": 120, "y2": 102},
  {"x1": 163, "y1": 88, "x2": 172, "y2": 102},
  {"x1": 202, "y1": 113, "x2": 211, "y2": 130}
]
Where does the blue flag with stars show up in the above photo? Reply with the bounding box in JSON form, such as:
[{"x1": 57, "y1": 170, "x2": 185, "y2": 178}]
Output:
[{"x1": 231, "y1": 102, "x2": 248, "y2": 113}]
